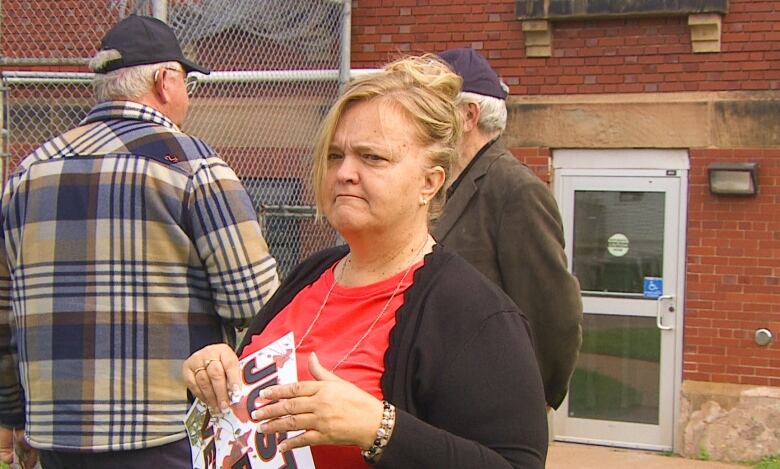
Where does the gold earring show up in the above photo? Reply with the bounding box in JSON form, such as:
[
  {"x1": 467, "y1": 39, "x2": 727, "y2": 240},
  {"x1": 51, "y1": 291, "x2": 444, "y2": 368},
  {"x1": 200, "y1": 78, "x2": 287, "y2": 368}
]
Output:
[{"x1": 420, "y1": 197, "x2": 428, "y2": 206}]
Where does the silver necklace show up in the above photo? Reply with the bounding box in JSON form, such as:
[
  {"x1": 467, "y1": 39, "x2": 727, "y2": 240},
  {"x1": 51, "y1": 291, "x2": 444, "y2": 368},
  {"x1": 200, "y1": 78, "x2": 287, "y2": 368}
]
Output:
[{"x1": 295, "y1": 238, "x2": 428, "y2": 371}]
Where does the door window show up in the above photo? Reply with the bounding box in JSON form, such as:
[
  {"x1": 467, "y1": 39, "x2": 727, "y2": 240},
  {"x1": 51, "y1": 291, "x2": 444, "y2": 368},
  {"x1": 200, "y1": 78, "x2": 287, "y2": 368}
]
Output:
[
  {"x1": 573, "y1": 191, "x2": 665, "y2": 296},
  {"x1": 569, "y1": 313, "x2": 661, "y2": 425}
]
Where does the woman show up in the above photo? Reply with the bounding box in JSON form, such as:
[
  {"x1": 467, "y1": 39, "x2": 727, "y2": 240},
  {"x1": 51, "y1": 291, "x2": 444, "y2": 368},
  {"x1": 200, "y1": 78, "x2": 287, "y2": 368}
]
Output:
[{"x1": 183, "y1": 55, "x2": 548, "y2": 468}]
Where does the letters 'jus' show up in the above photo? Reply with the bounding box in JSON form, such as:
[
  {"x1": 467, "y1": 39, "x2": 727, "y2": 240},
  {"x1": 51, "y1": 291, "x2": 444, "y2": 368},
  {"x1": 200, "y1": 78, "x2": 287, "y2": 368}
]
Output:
[{"x1": 233, "y1": 359, "x2": 299, "y2": 469}]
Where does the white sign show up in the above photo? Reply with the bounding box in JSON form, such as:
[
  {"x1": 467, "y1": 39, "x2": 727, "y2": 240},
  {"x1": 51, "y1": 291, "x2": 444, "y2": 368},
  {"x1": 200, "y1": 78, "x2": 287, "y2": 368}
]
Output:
[
  {"x1": 607, "y1": 233, "x2": 629, "y2": 257},
  {"x1": 185, "y1": 332, "x2": 315, "y2": 469}
]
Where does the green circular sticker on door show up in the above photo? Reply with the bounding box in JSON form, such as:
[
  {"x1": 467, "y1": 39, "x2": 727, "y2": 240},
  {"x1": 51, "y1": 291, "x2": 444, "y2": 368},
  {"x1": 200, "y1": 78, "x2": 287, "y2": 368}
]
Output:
[{"x1": 607, "y1": 233, "x2": 629, "y2": 257}]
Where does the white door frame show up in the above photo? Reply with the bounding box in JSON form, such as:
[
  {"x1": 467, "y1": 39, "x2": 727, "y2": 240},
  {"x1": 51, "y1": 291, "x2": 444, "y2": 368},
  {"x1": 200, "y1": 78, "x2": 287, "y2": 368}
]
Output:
[{"x1": 552, "y1": 149, "x2": 688, "y2": 452}]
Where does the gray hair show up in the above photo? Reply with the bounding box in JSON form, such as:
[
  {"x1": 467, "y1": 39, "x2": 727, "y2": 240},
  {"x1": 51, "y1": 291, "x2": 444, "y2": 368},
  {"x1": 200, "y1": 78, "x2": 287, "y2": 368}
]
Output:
[
  {"x1": 456, "y1": 88, "x2": 508, "y2": 133},
  {"x1": 89, "y1": 49, "x2": 178, "y2": 102}
]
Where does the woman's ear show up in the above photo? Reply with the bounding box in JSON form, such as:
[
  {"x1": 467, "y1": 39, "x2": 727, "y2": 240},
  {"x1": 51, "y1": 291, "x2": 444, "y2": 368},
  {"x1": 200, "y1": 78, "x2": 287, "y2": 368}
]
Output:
[{"x1": 422, "y1": 165, "x2": 446, "y2": 201}]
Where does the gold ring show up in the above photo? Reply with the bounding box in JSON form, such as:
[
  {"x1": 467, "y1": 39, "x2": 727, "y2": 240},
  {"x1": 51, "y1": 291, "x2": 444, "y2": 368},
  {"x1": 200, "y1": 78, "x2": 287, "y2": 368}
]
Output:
[
  {"x1": 203, "y1": 359, "x2": 217, "y2": 368},
  {"x1": 193, "y1": 366, "x2": 207, "y2": 375}
]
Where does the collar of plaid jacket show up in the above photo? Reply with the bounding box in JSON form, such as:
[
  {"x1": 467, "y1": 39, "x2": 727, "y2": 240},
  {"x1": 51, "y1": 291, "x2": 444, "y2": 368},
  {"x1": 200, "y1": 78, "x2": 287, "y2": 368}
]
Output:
[{"x1": 80, "y1": 100, "x2": 181, "y2": 132}]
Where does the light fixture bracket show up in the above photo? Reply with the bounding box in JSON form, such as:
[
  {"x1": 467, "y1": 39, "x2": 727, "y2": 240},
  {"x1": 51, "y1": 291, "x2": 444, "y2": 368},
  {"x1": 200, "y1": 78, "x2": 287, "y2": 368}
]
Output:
[{"x1": 707, "y1": 162, "x2": 759, "y2": 196}]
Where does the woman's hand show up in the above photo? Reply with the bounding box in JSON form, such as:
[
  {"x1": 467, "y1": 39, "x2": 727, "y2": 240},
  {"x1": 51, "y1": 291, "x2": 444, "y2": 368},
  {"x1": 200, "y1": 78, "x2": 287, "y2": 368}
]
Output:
[
  {"x1": 251, "y1": 353, "x2": 384, "y2": 452},
  {"x1": 182, "y1": 343, "x2": 242, "y2": 416},
  {"x1": 0, "y1": 427, "x2": 13, "y2": 464},
  {"x1": 0, "y1": 427, "x2": 37, "y2": 469}
]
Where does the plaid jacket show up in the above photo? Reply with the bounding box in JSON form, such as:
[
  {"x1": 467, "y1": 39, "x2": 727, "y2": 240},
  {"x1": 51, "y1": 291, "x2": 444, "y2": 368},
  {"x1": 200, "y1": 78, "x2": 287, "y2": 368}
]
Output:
[{"x1": 0, "y1": 101, "x2": 280, "y2": 451}]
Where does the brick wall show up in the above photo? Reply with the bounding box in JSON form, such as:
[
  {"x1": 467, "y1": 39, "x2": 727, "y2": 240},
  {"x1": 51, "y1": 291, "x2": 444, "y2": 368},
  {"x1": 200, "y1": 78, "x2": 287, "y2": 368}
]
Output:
[
  {"x1": 352, "y1": 0, "x2": 780, "y2": 94},
  {"x1": 510, "y1": 147, "x2": 551, "y2": 183},
  {"x1": 510, "y1": 147, "x2": 780, "y2": 387},
  {"x1": 353, "y1": 0, "x2": 780, "y2": 387},
  {"x1": 685, "y1": 149, "x2": 780, "y2": 387},
  {"x1": 0, "y1": 0, "x2": 111, "y2": 71}
]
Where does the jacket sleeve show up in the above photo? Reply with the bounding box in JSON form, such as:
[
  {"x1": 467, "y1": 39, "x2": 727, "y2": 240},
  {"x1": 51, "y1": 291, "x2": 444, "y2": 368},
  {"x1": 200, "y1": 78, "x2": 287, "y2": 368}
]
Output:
[
  {"x1": 0, "y1": 198, "x2": 24, "y2": 428},
  {"x1": 377, "y1": 311, "x2": 548, "y2": 469},
  {"x1": 497, "y1": 178, "x2": 583, "y2": 408},
  {"x1": 187, "y1": 157, "x2": 280, "y2": 329}
]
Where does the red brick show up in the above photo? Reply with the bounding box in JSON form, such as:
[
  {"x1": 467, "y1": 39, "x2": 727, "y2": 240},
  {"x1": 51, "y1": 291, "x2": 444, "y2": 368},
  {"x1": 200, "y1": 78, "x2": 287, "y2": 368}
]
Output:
[
  {"x1": 699, "y1": 363, "x2": 727, "y2": 373},
  {"x1": 727, "y1": 365, "x2": 756, "y2": 375},
  {"x1": 685, "y1": 372, "x2": 712, "y2": 381},
  {"x1": 740, "y1": 376, "x2": 770, "y2": 385},
  {"x1": 739, "y1": 357, "x2": 769, "y2": 367}
]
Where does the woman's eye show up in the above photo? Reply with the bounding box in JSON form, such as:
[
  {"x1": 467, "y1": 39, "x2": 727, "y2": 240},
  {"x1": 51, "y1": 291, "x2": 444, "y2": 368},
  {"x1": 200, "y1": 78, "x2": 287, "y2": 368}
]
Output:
[
  {"x1": 327, "y1": 153, "x2": 343, "y2": 161},
  {"x1": 364, "y1": 154, "x2": 385, "y2": 162}
]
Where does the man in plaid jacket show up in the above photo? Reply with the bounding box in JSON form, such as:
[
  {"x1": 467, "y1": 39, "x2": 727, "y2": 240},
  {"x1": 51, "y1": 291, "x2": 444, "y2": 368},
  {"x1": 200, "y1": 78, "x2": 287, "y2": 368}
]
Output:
[{"x1": 0, "y1": 15, "x2": 279, "y2": 468}]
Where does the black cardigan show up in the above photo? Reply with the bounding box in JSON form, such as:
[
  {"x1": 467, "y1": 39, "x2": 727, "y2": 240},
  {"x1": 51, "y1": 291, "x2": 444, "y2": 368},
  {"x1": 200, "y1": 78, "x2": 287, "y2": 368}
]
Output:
[{"x1": 238, "y1": 244, "x2": 548, "y2": 468}]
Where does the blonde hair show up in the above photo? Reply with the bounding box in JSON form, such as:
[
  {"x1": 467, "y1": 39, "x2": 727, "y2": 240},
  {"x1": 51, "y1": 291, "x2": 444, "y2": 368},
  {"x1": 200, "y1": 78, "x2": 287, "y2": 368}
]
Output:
[
  {"x1": 312, "y1": 54, "x2": 463, "y2": 222},
  {"x1": 89, "y1": 49, "x2": 179, "y2": 102}
]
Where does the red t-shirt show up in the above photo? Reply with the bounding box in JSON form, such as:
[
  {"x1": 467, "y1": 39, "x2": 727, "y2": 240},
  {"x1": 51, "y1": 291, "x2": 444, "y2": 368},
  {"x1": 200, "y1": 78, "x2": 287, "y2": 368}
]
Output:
[{"x1": 241, "y1": 259, "x2": 421, "y2": 468}]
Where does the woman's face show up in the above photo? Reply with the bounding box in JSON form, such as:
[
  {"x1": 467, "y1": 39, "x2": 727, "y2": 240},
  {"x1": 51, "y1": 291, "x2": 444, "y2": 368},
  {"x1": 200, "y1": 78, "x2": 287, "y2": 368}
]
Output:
[{"x1": 323, "y1": 98, "x2": 442, "y2": 239}]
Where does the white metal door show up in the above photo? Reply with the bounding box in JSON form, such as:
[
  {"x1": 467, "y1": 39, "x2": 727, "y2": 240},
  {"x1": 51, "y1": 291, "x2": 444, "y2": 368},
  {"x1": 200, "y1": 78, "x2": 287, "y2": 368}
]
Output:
[{"x1": 553, "y1": 153, "x2": 687, "y2": 451}]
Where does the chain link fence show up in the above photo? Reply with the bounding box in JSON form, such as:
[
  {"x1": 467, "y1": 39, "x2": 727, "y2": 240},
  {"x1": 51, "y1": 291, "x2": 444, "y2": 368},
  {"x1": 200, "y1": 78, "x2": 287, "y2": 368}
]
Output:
[{"x1": 1, "y1": 0, "x2": 348, "y2": 278}]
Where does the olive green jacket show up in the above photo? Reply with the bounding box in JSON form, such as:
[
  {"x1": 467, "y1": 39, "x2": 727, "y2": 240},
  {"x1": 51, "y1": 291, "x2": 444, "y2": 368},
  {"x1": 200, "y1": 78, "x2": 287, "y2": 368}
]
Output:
[{"x1": 432, "y1": 138, "x2": 583, "y2": 409}]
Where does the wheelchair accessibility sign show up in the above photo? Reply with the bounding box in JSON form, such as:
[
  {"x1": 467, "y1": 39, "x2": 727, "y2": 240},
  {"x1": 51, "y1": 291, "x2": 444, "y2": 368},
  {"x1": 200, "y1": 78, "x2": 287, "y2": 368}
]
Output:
[{"x1": 643, "y1": 277, "x2": 663, "y2": 298}]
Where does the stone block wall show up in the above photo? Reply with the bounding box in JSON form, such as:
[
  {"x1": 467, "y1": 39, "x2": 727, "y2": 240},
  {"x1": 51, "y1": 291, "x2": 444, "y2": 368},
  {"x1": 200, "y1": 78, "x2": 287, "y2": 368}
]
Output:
[{"x1": 681, "y1": 381, "x2": 780, "y2": 462}]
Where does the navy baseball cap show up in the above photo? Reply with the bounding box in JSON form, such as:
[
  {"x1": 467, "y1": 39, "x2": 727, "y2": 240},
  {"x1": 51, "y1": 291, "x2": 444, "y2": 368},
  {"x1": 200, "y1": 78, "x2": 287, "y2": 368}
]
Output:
[
  {"x1": 96, "y1": 15, "x2": 210, "y2": 74},
  {"x1": 438, "y1": 48, "x2": 507, "y2": 100}
]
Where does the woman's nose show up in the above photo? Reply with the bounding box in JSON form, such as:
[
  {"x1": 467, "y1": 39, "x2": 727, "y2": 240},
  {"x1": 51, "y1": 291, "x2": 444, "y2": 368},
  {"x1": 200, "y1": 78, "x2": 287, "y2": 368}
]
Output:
[{"x1": 335, "y1": 155, "x2": 359, "y2": 183}]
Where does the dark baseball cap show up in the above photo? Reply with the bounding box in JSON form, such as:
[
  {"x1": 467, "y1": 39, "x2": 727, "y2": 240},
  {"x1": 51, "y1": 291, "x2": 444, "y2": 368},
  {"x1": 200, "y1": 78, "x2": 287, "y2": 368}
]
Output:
[
  {"x1": 96, "y1": 14, "x2": 210, "y2": 74},
  {"x1": 438, "y1": 48, "x2": 507, "y2": 100}
]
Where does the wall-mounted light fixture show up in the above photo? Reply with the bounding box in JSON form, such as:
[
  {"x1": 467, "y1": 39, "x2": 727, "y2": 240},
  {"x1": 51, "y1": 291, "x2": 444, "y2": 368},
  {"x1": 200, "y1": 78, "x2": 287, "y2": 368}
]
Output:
[{"x1": 707, "y1": 162, "x2": 759, "y2": 196}]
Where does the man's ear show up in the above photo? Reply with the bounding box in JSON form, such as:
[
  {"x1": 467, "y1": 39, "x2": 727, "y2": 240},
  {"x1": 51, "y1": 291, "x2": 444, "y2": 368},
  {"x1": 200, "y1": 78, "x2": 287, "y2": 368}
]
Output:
[
  {"x1": 154, "y1": 69, "x2": 173, "y2": 104},
  {"x1": 462, "y1": 101, "x2": 481, "y2": 133}
]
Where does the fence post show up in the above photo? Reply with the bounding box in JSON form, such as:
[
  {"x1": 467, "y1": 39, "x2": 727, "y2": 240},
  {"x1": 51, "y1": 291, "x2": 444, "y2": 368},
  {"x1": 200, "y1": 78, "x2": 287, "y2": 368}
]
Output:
[
  {"x1": 152, "y1": 0, "x2": 168, "y2": 22},
  {"x1": 338, "y1": 0, "x2": 352, "y2": 95}
]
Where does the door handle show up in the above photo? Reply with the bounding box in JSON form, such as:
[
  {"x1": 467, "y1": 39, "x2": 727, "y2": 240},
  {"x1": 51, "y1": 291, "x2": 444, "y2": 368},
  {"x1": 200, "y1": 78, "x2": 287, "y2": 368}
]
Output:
[{"x1": 656, "y1": 294, "x2": 674, "y2": 330}]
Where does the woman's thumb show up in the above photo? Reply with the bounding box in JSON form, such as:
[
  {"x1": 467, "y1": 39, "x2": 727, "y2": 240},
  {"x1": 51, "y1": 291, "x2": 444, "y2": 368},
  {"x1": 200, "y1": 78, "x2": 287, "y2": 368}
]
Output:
[{"x1": 308, "y1": 352, "x2": 343, "y2": 382}]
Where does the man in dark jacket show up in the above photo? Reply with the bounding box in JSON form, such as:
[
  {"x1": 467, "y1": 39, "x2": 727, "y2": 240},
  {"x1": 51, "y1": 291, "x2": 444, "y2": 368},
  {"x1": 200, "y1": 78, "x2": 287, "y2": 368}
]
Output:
[{"x1": 434, "y1": 47, "x2": 583, "y2": 409}]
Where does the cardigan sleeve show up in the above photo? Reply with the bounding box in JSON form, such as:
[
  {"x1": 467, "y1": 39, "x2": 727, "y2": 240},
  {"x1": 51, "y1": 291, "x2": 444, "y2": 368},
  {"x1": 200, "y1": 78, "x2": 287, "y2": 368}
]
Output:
[{"x1": 377, "y1": 310, "x2": 548, "y2": 469}]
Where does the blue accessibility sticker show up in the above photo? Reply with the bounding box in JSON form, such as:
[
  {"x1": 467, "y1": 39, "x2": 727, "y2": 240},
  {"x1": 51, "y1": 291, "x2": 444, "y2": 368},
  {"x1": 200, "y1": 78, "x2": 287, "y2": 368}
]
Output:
[{"x1": 643, "y1": 277, "x2": 663, "y2": 298}]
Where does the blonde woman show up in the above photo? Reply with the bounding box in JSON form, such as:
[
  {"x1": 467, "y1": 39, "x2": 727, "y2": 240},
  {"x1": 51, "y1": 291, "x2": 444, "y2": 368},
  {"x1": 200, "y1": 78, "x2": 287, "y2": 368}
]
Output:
[{"x1": 184, "y1": 55, "x2": 547, "y2": 468}]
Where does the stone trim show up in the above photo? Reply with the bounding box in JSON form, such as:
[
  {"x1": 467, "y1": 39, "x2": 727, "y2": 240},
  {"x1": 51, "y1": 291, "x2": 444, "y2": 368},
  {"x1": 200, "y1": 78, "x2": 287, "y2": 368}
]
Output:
[
  {"x1": 515, "y1": 0, "x2": 729, "y2": 20},
  {"x1": 516, "y1": 1, "x2": 728, "y2": 56},
  {"x1": 504, "y1": 90, "x2": 780, "y2": 149},
  {"x1": 521, "y1": 20, "x2": 552, "y2": 57},
  {"x1": 688, "y1": 13, "x2": 723, "y2": 53}
]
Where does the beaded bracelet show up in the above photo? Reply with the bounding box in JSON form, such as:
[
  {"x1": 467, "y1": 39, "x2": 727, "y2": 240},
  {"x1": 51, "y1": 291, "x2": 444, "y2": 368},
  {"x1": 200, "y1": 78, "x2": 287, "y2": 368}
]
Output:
[{"x1": 361, "y1": 400, "x2": 396, "y2": 464}]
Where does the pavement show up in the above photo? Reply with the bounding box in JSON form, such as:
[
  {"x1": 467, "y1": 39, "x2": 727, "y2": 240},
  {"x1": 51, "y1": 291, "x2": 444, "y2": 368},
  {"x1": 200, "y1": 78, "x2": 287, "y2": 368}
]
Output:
[{"x1": 547, "y1": 442, "x2": 746, "y2": 468}]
